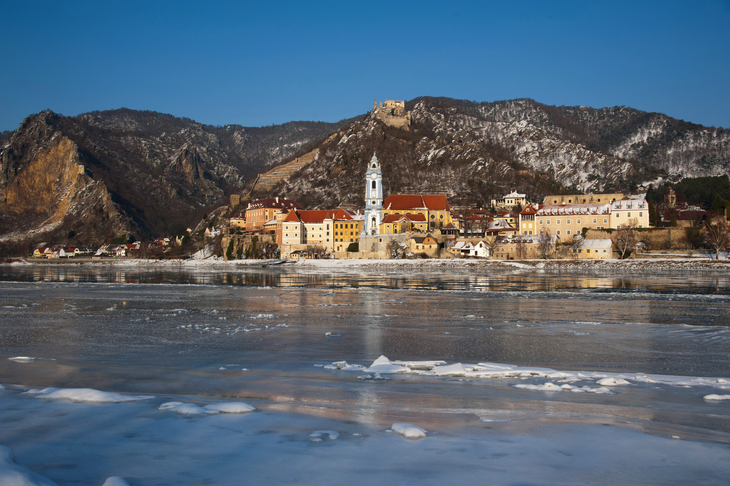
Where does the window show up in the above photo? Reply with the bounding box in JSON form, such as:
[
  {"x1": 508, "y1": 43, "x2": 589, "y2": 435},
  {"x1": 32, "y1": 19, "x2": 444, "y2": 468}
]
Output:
[
  {"x1": 557, "y1": 230, "x2": 561, "y2": 235},
  {"x1": 627, "y1": 212, "x2": 631, "y2": 217},
  {"x1": 567, "y1": 230, "x2": 571, "y2": 235},
  {"x1": 593, "y1": 219, "x2": 597, "y2": 224},
  {"x1": 604, "y1": 219, "x2": 608, "y2": 223},
  {"x1": 557, "y1": 219, "x2": 561, "y2": 224},
  {"x1": 539, "y1": 220, "x2": 543, "y2": 225},
  {"x1": 547, "y1": 220, "x2": 551, "y2": 224},
  {"x1": 577, "y1": 219, "x2": 581, "y2": 224},
  {"x1": 371, "y1": 181, "x2": 376, "y2": 190},
  {"x1": 639, "y1": 212, "x2": 643, "y2": 217},
  {"x1": 566, "y1": 219, "x2": 570, "y2": 224}
]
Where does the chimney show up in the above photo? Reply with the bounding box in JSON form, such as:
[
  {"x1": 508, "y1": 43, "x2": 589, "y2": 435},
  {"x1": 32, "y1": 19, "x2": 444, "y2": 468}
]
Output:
[{"x1": 276, "y1": 197, "x2": 279, "y2": 203}]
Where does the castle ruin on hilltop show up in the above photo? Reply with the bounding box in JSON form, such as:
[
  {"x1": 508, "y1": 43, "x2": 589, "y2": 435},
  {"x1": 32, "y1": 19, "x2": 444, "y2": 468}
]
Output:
[{"x1": 373, "y1": 98, "x2": 411, "y2": 129}]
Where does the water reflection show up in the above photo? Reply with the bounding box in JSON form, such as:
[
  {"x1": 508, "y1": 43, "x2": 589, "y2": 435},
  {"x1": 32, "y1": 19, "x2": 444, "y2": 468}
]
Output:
[{"x1": 2, "y1": 264, "x2": 729, "y2": 294}]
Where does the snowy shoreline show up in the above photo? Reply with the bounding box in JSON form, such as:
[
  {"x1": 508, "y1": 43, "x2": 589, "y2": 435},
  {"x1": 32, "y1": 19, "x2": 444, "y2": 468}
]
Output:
[{"x1": 9, "y1": 256, "x2": 730, "y2": 272}]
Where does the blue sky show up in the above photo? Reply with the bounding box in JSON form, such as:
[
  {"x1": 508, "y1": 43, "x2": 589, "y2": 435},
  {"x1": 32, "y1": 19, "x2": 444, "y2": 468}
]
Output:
[{"x1": 1, "y1": 1, "x2": 729, "y2": 131}]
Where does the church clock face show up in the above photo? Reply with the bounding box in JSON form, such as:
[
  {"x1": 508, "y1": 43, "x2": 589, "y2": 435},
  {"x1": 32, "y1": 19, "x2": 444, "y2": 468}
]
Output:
[{"x1": 371, "y1": 174, "x2": 377, "y2": 179}]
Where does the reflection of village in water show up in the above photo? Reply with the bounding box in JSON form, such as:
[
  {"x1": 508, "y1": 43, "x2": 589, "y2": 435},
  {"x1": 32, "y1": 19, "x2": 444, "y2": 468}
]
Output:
[{"x1": 4, "y1": 265, "x2": 730, "y2": 294}]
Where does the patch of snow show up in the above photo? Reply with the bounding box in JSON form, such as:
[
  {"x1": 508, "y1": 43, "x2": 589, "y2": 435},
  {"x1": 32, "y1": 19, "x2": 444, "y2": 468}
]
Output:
[
  {"x1": 309, "y1": 430, "x2": 339, "y2": 441},
  {"x1": 703, "y1": 394, "x2": 730, "y2": 401},
  {"x1": 202, "y1": 402, "x2": 257, "y2": 414},
  {"x1": 25, "y1": 387, "x2": 154, "y2": 403},
  {"x1": 389, "y1": 423, "x2": 427, "y2": 439},
  {"x1": 0, "y1": 444, "x2": 59, "y2": 486},
  {"x1": 597, "y1": 378, "x2": 630, "y2": 386},
  {"x1": 102, "y1": 478, "x2": 130, "y2": 486},
  {"x1": 8, "y1": 357, "x2": 36, "y2": 363}
]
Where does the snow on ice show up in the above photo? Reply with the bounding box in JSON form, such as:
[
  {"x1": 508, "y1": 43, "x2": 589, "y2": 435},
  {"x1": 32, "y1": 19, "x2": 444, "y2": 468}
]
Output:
[
  {"x1": 388, "y1": 423, "x2": 428, "y2": 439},
  {"x1": 159, "y1": 401, "x2": 257, "y2": 416},
  {"x1": 24, "y1": 387, "x2": 154, "y2": 403},
  {"x1": 323, "y1": 356, "x2": 730, "y2": 399}
]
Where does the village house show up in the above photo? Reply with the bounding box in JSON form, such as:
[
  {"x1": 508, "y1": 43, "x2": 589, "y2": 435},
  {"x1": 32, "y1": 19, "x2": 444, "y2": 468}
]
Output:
[
  {"x1": 519, "y1": 205, "x2": 538, "y2": 235},
  {"x1": 570, "y1": 238, "x2": 614, "y2": 259},
  {"x1": 492, "y1": 234, "x2": 557, "y2": 260},
  {"x1": 491, "y1": 190, "x2": 528, "y2": 210},
  {"x1": 229, "y1": 215, "x2": 246, "y2": 231},
  {"x1": 493, "y1": 210, "x2": 518, "y2": 228},
  {"x1": 456, "y1": 240, "x2": 490, "y2": 258},
  {"x1": 408, "y1": 234, "x2": 439, "y2": 256},
  {"x1": 610, "y1": 197, "x2": 649, "y2": 229},
  {"x1": 245, "y1": 197, "x2": 301, "y2": 232}
]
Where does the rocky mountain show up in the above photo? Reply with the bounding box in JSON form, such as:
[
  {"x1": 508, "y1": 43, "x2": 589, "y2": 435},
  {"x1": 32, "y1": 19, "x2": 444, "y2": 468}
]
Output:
[
  {"x1": 0, "y1": 109, "x2": 355, "y2": 248},
  {"x1": 2, "y1": 98, "x2": 728, "y2": 253},
  {"x1": 273, "y1": 97, "x2": 730, "y2": 210}
]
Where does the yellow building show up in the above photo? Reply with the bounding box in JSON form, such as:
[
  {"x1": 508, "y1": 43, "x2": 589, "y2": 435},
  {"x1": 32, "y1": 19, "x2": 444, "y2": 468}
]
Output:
[
  {"x1": 570, "y1": 239, "x2": 614, "y2": 259},
  {"x1": 381, "y1": 195, "x2": 453, "y2": 231},
  {"x1": 535, "y1": 203, "x2": 612, "y2": 240},
  {"x1": 332, "y1": 209, "x2": 363, "y2": 253},
  {"x1": 519, "y1": 205, "x2": 538, "y2": 235},
  {"x1": 381, "y1": 213, "x2": 428, "y2": 234}
]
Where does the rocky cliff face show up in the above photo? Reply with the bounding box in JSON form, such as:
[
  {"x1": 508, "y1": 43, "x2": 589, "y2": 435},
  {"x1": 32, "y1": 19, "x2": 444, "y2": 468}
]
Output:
[
  {"x1": 0, "y1": 109, "x2": 354, "y2": 248},
  {"x1": 273, "y1": 97, "x2": 729, "y2": 209}
]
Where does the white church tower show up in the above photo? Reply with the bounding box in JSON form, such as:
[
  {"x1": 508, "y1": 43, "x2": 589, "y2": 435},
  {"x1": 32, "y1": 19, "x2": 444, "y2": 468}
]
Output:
[{"x1": 362, "y1": 154, "x2": 383, "y2": 236}]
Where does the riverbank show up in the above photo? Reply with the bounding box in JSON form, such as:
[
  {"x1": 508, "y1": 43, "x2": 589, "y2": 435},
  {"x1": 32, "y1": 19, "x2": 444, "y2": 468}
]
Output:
[{"x1": 10, "y1": 256, "x2": 730, "y2": 272}]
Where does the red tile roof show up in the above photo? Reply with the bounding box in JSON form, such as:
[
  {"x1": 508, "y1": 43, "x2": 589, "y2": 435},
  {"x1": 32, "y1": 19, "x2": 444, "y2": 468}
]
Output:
[{"x1": 383, "y1": 194, "x2": 450, "y2": 211}]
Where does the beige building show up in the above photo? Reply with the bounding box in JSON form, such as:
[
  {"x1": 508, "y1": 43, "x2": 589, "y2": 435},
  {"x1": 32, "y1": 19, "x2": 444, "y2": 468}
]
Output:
[
  {"x1": 491, "y1": 190, "x2": 528, "y2": 209},
  {"x1": 543, "y1": 193, "x2": 624, "y2": 205},
  {"x1": 245, "y1": 197, "x2": 301, "y2": 231},
  {"x1": 570, "y1": 238, "x2": 614, "y2": 259},
  {"x1": 610, "y1": 198, "x2": 649, "y2": 229},
  {"x1": 535, "y1": 203, "x2": 612, "y2": 240}
]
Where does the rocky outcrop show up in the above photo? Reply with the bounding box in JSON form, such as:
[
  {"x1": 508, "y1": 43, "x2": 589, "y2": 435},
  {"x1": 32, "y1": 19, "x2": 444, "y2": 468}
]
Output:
[{"x1": 0, "y1": 126, "x2": 130, "y2": 245}]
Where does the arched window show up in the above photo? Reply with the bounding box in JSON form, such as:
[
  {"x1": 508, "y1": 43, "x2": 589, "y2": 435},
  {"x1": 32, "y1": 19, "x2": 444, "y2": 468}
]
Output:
[{"x1": 371, "y1": 181, "x2": 376, "y2": 190}]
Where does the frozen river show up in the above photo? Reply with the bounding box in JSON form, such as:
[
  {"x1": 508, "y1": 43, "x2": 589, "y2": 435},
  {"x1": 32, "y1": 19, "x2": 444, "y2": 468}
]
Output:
[{"x1": 1, "y1": 261, "x2": 729, "y2": 485}]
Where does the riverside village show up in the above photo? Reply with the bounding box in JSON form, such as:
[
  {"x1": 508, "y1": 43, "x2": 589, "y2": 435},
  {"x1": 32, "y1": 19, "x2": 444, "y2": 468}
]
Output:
[{"x1": 28, "y1": 101, "x2": 730, "y2": 264}]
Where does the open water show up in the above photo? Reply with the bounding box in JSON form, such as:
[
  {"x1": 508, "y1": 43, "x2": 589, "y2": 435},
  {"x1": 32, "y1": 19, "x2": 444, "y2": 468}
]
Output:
[{"x1": 1, "y1": 263, "x2": 729, "y2": 434}]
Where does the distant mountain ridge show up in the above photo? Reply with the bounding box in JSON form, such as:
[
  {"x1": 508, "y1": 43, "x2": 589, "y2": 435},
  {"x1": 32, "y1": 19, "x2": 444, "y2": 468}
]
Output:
[
  {"x1": 1, "y1": 98, "x2": 728, "y2": 252},
  {"x1": 271, "y1": 97, "x2": 729, "y2": 210}
]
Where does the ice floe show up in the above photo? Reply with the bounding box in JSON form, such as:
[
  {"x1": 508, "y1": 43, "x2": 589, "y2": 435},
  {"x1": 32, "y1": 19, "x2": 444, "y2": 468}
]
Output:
[
  {"x1": 596, "y1": 378, "x2": 630, "y2": 386},
  {"x1": 8, "y1": 356, "x2": 37, "y2": 363},
  {"x1": 388, "y1": 423, "x2": 427, "y2": 439},
  {"x1": 0, "y1": 445, "x2": 58, "y2": 486},
  {"x1": 24, "y1": 387, "x2": 154, "y2": 403},
  {"x1": 309, "y1": 430, "x2": 339, "y2": 441},
  {"x1": 102, "y1": 477, "x2": 130, "y2": 486},
  {"x1": 322, "y1": 356, "x2": 730, "y2": 398},
  {"x1": 703, "y1": 394, "x2": 730, "y2": 401},
  {"x1": 159, "y1": 401, "x2": 257, "y2": 416}
]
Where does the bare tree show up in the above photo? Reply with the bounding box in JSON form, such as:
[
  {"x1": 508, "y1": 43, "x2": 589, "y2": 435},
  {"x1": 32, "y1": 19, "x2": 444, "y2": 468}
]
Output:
[
  {"x1": 537, "y1": 230, "x2": 554, "y2": 259},
  {"x1": 614, "y1": 218, "x2": 638, "y2": 259},
  {"x1": 482, "y1": 235, "x2": 499, "y2": 258},
  {"x1": 308, "y1": 245, "x2": 328, "y2": 259},
  {"x1": 703, "y1": 216, "x2": 730, "y2": 260},
  {"x1": 514, "y1": 236, "x2": 528, "y2": 260},
  {"x1": 387, "y1": 239, "x2": 407, "y2": 259}
]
